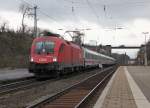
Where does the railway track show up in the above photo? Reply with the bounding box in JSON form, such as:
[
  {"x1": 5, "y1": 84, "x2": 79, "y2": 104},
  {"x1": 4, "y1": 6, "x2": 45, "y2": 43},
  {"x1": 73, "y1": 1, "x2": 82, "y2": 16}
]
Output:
[
  {"x1": 0, "y1": 76, "x2": 34, "y2": 85},
  {"x1": 0, "y1": 78, "x2": 37, "y2": 95},
  {"x1": 26, "y1": 66, "x2": 116, "y2": 108},
  {"x1": 0, "y1": 68, "x2": 91, "y2": 96},
  {"x1": 0, "y1": 68, "x2": 102, "y2": 96},
  {"x1": 0, "y1": 77, "x2": 56, "y2": 96}
]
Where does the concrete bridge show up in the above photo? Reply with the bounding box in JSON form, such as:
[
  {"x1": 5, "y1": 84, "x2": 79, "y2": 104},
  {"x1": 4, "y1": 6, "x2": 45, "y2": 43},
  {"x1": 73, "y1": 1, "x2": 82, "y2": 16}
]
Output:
[{"x1": 111, "y1": 46, "x2": 141, "y2": 49}]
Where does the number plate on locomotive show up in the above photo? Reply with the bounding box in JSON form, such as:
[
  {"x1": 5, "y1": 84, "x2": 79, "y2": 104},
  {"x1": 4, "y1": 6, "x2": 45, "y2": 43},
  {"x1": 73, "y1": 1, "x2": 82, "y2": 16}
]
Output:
[{"x1": 39, "y1": 58, "x2": 47, "y2": 62}]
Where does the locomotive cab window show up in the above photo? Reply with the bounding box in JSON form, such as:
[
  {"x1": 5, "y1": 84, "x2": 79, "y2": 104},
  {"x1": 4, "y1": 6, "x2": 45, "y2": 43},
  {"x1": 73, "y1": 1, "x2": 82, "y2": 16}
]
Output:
[
  {"x1": 45, "y1": 41, "x2": 55, "y2": 53},
  {"x1": 35, "y1": 42, "x2": 43, "y2": 54},
  {"x1": 35, "y1": 41, "x2": 55, "y2": 54}
]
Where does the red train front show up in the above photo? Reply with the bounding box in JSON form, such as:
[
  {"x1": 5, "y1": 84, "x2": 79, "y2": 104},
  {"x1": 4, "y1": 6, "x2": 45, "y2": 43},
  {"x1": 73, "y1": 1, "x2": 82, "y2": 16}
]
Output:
[{"x1": 29, "y1": 34, "x2": 84, "y2": 78}]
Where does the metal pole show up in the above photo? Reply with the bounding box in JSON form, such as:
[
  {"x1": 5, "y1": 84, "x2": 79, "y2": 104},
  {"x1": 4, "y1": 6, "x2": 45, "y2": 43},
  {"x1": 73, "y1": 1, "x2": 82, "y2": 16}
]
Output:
[
  {"x1": 34, "y1": 6, "x2": 37, "y2": 37},
  {"x1": 125, "y1": 52, "x2": 126, "y2": 65},
  {"x1": 144, "y1": 34, "x2": 148, "y2": 66},
  {"x1": 96, "y1": 41, "x2": 97, "y2": 52}
]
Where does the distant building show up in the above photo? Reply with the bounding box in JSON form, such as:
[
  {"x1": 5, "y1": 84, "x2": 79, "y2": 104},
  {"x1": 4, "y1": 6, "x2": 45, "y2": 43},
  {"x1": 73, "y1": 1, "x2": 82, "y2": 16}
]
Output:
[
  {"x1": 128, "y1": 59, "x2": 136, "y2": 65},
  {"x1": 136, "y1": 45, "x2": 145, "y2": 65},
  {"x1": 111, "y1": 53, "x2": 130, "y2": 65},
  {"x1": 101, "y1": 45, "x2": 111, "y2": 56}
]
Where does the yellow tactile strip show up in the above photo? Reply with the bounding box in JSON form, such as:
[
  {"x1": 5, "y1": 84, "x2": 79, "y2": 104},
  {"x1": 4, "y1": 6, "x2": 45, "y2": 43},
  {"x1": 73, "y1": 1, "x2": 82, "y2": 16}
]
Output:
[{"x1": 101, "y1": 66, "x2": 137, "y2": 108}]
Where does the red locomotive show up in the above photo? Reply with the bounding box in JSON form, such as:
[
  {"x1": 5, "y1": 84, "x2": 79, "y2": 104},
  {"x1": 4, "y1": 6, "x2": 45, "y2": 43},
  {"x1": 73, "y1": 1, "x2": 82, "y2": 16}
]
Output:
[{"x1": 29, "y1": 33, "x2": 115, "y2": 78}]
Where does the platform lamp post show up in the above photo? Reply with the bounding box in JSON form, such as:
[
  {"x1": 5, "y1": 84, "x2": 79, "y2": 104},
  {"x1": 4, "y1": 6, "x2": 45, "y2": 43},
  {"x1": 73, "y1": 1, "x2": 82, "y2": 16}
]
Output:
[{"x1": 142, "y1": 32, "x2": 149, "y2": 66}]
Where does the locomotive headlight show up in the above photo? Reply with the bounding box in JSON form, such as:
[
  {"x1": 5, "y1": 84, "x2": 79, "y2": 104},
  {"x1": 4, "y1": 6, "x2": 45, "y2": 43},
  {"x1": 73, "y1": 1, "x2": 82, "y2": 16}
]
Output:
[
  {"x1": 53, "y1": 57, "x2": 57, "y2": 62},
  {"x1": 30, "y1": 58, "x2": 34, "y2": 62}
]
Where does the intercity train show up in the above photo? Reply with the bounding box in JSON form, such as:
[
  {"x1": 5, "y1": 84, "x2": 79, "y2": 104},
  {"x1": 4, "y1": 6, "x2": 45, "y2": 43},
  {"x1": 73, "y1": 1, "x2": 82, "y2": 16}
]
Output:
[{"x1": 29, "y1": 33, "x2": 116, "y2": 78}]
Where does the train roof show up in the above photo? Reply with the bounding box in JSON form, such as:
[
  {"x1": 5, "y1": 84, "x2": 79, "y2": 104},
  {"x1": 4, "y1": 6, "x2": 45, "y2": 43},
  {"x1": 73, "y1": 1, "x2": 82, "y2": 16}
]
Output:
[
  {"x1": 33, "y1": 36, "x2": 81, "y2": 49},
  {"x1": 39, "y1": 31, "x2": 61, "y2": 37},
  {"x1": 83, "y1": 47, "x2": 115, "y2": 61}
]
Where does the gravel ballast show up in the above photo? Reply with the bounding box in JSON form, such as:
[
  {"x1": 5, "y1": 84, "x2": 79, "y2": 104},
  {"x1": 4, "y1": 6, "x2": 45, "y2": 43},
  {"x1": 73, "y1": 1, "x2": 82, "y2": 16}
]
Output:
[{"x1": 0, "y1": 69, "x2": 102, "y2": 108}]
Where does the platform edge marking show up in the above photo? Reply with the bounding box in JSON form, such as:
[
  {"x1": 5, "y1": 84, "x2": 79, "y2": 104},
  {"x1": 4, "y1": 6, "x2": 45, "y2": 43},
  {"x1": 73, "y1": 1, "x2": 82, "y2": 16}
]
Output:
[
  {"x1": 124, "y1": 66, "x2": 150, "y2": 108},
  {"x1": 93, "y1": 67, "x2": 119, "y2": 108}
]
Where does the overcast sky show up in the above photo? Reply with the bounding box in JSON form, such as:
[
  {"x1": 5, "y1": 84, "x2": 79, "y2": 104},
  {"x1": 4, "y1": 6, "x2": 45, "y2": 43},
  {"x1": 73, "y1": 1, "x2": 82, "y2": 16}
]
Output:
[{"x1": 0, "y1": 0, "x2": 150, "y2": 58}]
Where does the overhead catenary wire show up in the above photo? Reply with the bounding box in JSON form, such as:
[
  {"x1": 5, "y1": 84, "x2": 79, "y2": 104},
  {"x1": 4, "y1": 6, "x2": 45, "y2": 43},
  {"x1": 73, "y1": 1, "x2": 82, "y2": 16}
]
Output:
[
  {"x1": 71, "y1": 1, "x2": 78, "y2": 27},
  {"x1": 70, "y1": 0, "x2": 86, "y2": 30},
  {"x1": 91, "y1": 0, "x2": 150, "y2": 8},
  {"x1": 85, "y1": 0, "x2": 103, "y2": 44},
  {"x1": 62, "y1": 0, "x2": 84, "y2": 4},
  {"x1": 18, "y1": 0, "x2": 150, "y2": 40},
  {"x1": 19, "y1": 0, "x2": 149, "y2": 29},
  {"x1": 62, "y1": 0, "x2": 102, "y2": 23},
  {"x1": 19, "y1": 0, "x2": 68, "y2": 29},
  {"x1": 85, "y1": 0, "x2": 101, "y2": 24},
  {"x1": 107, "y1": 1, "x2": 150, "y2": 6}
]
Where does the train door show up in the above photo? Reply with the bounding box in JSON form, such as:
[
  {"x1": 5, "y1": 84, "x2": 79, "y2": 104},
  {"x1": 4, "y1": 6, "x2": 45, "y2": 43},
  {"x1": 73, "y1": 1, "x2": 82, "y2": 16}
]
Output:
[
  {"x1": 71, "y1": 46, "x2": 73, "y2": 67},
  {"x1": 58, "y1": 44, "x2": 65, "y2": 68},
  {"x1": 64, "y1": 42, "x2": 72, "y2": 68}
]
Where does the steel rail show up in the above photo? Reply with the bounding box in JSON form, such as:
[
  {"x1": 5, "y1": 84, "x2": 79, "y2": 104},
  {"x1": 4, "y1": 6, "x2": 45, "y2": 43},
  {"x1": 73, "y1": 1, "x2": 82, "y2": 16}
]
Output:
[
  {"x1": 0, "y1": 78, "x2": 37, "y2": 95},
  {"x1": 0, "y1": 78, "x2": 56, "y2": 96},
  {"x1": 26, "y1": 66, "x2": 116, "y2": 108},
  {"x1": 0, "y1": 78, "x2": 35, "y2": 89},
  {"x1": 0, "y1": 76, "x2": 34, "y2": 85},
  {"x1": 0, "y1": 68, "x2": 104, "y2": 96},
  {"x1": 75, "y1": 70, "x2": 114, "y2": 108}
]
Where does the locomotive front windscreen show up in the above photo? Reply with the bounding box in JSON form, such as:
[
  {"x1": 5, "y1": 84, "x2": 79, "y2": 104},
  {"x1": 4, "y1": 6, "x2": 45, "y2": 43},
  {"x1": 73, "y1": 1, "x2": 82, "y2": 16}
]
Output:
[{"x1": 35, "y1": 41, "x2": 55, "y2": 54}]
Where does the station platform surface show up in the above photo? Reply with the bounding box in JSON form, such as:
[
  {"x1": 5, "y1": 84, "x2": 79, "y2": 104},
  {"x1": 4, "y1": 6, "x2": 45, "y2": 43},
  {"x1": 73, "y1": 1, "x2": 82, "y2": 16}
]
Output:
[
  {"x1": 0, "y1": 68, "x2": 33, "y2": 81},
  {"x1": 94, "y1": 66, "x2": 150, "y2": 108}
]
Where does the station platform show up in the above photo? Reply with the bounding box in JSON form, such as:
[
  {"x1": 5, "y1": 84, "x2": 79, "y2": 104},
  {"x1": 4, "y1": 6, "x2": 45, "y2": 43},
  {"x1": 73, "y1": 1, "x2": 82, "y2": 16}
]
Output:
[
  {"x1": 0, "y1": 68, "x2": 33, "y2": 81},
  {"x1": 94, "y1": 66, "x2": 150, "y2": 108}
]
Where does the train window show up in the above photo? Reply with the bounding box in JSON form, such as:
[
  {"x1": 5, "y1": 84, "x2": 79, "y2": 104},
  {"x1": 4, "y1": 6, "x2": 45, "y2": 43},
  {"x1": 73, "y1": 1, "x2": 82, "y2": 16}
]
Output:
[
  {"x1": 35, "y1": 42, "x2": 43, "y2": 54},
  {"x1": 85, "y1": 52, "x2": 88, "y2": 58},
  {"x1": 90, "y1": 54, "x2": 92, "y2": 59},
  {"x1": 91, "y1": 54, "x2": 93, "y2": 59},
  {"x1": 96, "y1": 55, "x2": 98, "y2": 59},
  {"x1": 88, "y1": 53, "x2": 90, "y2": 59},
  {"x1": 35, "y1": 41, "x2": 55, "y2": 54},
  {"x1": 45, "y1": 41, "x2": 55, "y2": 53},
  {"x1": 94, "y1": 55, "x2": 96, "y2": 59},
  {"x1": 93, "y1": 55, "x2": 95, "y2": 59}
]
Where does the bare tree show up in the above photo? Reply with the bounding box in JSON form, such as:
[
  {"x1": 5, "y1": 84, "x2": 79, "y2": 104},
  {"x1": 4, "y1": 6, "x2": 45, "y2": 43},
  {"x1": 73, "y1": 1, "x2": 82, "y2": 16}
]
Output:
[
  {"x1": 19, "y1": 3, "x2": 31, "y2": 34},
  {"x1": 0, "y1": 21, "x2": 9, "y2": 32}
]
